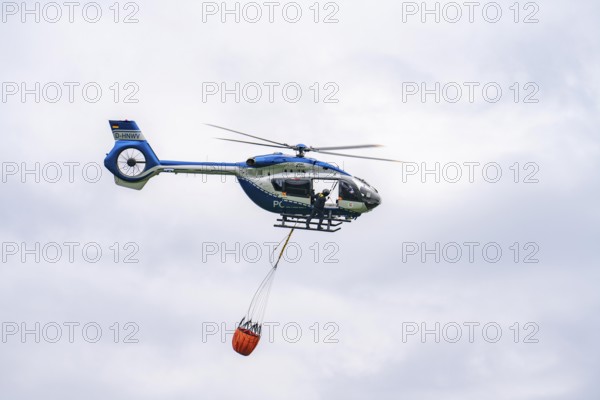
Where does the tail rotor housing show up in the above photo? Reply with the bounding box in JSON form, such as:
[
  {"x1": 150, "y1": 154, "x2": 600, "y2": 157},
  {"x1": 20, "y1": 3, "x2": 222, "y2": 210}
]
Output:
[{"x1": 104, "y1": 120, "x2": 161, "y2": 190}]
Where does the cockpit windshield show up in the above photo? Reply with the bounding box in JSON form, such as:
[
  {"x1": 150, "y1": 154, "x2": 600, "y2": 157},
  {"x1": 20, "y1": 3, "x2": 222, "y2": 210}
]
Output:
[
  {"x1": 350, "y1": 176, "x2": 381, "y2": 209},
  {"x1": 354, "y1": 176, "x2": 378, "y2": 195}
]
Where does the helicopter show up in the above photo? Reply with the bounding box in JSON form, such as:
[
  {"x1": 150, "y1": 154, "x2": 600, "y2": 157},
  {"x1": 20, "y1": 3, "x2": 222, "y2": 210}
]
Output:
[{"x1": 103, "y1": 120, "x2": 401, "y2": 232}]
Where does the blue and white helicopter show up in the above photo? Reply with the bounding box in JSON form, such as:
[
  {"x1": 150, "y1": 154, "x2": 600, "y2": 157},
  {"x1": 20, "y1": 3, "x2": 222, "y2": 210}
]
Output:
[{"x1": 104, "y1": 120, "x2": 401, "y2": 232}]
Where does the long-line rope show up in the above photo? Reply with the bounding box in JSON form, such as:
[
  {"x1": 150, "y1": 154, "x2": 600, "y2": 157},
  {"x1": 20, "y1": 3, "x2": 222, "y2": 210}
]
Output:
[{"x1": 239, "y1": 229, "x2": 295, "y2": 335}]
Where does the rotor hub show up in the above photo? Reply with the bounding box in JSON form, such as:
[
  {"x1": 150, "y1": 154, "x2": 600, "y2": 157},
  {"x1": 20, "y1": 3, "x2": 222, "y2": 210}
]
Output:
[{"x1": 294, "y1": 144, "x2": 311, "y2": 157}]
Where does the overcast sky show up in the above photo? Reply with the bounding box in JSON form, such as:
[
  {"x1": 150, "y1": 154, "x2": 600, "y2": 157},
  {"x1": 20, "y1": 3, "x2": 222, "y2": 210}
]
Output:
[{"x1": 1, "y1": 0, "x2": 599, "y2": 399}]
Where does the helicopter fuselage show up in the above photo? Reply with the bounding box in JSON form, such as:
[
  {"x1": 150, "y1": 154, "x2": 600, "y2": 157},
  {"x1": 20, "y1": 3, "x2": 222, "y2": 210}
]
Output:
[
  {"x1": 104, "y1": 139, "x2": 381, "y2": 217},
  {"x1": 234, "y1": 153, "x2": 381, "y2": 217}
]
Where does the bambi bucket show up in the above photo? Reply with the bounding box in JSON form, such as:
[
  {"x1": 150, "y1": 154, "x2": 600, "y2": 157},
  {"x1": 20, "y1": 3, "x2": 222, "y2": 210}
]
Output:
[{"x1": 232, "y1": 327, "x2": 261, "y2": 356}]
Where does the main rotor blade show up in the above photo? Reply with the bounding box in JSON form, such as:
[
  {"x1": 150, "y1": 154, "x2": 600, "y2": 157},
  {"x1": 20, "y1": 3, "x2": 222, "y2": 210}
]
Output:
[
  {"x1": 311, "y1": 144, "x2": 383, "y2": 151},
  {"x1": 206, "y1": 124, "x2": 289, "y2": 147},
  {"x1": 215, "y1": 137, "x2": 289, "y2": 149},
  {"x1": 317, "y1": 150, "x2": 404, "y2": 163}
]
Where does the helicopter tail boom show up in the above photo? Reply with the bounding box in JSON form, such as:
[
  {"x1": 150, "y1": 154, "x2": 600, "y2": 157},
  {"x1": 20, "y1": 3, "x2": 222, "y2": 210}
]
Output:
[{"x1": 104, "y1": 120, "x2": 241, "y2": 190}]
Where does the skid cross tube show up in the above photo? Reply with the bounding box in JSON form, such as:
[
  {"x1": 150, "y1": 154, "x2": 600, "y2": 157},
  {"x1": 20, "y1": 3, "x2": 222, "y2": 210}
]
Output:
[{"x1": 274, "y1": 213, "x2": 352, "y2": 232}]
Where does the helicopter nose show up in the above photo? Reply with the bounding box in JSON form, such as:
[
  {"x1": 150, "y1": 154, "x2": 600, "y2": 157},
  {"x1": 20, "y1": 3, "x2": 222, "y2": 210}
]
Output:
[{"x1": 364, "y1": 192, "x2": 381, "y2": 210}]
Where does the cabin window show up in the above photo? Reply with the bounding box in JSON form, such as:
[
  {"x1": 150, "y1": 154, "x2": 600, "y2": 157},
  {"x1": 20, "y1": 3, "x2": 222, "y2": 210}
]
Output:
[
  {"x1": 284, "y1": 179, "x2": 311, "y2": 197},
  {"x1": 271, "y1": 178, "x2": 285, "y2": 191}
]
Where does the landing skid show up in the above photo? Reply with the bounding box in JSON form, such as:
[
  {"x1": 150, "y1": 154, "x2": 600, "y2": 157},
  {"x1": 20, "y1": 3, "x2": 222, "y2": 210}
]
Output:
[{"x1": 274, "y1": 212, "x2": 353, "y2": 233}]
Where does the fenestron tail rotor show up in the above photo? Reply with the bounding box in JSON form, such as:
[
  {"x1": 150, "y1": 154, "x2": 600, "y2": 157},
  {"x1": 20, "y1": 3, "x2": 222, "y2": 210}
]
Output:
[
  {"x1": 117, "y1": 148, "x2": 147, "y2": 177},
  {"x1": 206, "y1": 124, "x2": 403, "y2": 162}
]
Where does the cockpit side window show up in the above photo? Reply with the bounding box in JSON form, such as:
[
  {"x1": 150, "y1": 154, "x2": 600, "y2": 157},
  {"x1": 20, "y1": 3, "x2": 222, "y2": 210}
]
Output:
[{"x1": 340, "y1": 180, "x2": 361, "y2": 201}]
